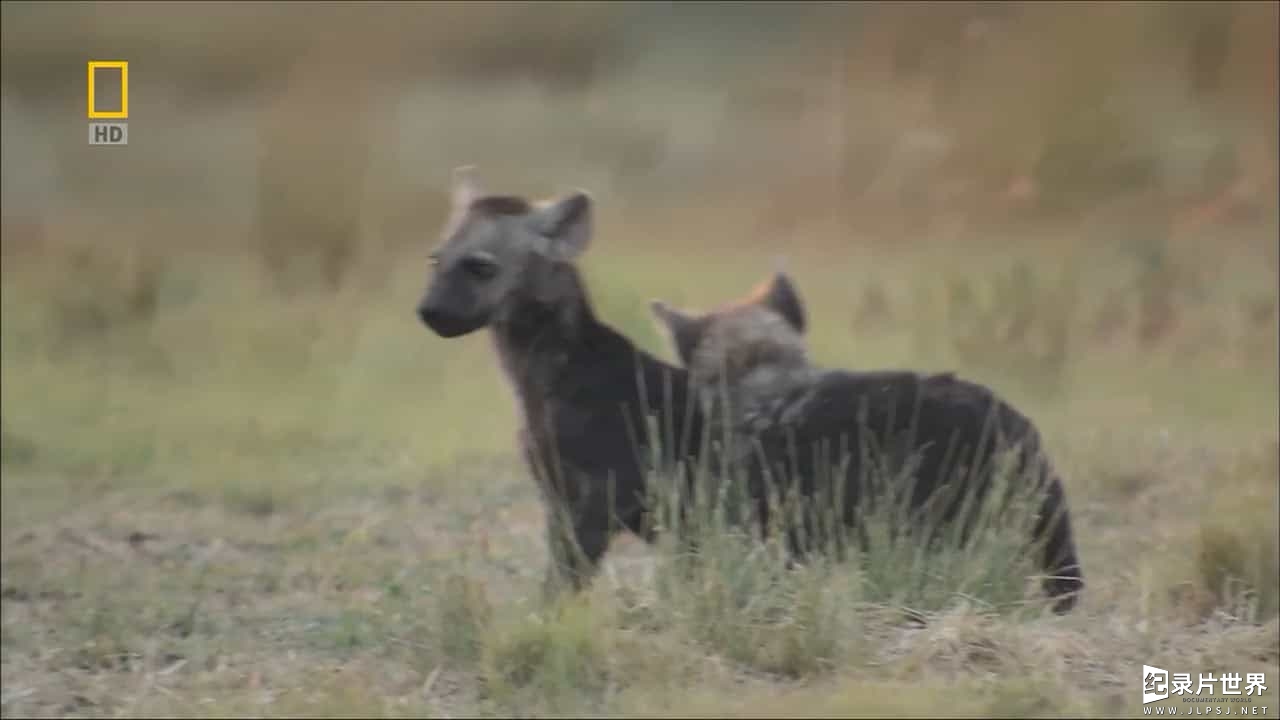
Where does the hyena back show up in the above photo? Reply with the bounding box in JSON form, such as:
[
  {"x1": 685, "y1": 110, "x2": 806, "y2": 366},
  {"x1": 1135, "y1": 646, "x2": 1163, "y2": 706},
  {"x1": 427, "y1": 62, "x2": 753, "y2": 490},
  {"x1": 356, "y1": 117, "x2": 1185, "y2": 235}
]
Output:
[
  {"x1": 651, "y1": 271, "x2": 1085, "y2": 614},
  {"x1": 416, "y1": 168, "x2": 705, "y2": 598}
]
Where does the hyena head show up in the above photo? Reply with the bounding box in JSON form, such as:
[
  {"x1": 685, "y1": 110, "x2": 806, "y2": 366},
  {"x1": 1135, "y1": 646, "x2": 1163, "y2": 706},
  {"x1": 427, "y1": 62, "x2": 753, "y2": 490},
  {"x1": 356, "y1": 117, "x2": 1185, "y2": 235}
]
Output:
[
  {"x1": 417, "y1": 167, "x2": 593, "y2": 338},
  {"x1": 649, "y1": 270, "x2": 810, "y2": 393}
]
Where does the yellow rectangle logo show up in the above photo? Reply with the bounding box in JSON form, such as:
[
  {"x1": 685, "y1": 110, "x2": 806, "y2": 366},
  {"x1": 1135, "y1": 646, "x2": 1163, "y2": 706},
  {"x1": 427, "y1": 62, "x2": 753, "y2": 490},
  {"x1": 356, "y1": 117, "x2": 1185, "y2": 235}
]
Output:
[{"x1": 87, "y1": 61, "x2": 128, "y2": 119}]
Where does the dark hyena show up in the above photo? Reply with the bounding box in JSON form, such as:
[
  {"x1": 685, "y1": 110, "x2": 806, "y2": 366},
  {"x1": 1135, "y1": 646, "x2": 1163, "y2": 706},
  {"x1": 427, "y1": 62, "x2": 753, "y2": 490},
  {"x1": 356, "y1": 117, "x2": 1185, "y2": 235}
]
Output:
[
  {"x1": 651, "y1": 271, "x2": 1086, "y2": 614},
  {"x1": 416, "y1": 168, "x2": 704, "y2": 597}
]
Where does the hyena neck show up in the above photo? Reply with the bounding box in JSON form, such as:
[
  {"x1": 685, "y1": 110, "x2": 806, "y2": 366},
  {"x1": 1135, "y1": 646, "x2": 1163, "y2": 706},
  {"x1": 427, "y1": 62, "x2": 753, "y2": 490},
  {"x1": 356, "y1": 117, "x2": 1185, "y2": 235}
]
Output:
[
  {"x1": 489, "y1": 265, "x2": 601, "y2": 409},
  {"x1": 700, "y1": 361, "x2": 821, "y2": 437}
]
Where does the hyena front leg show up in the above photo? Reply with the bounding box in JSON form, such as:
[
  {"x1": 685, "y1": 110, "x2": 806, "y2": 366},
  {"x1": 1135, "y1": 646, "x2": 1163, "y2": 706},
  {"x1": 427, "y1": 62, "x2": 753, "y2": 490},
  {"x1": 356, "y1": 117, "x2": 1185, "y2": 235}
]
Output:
[
  {"x1": 541, "y1": 504, "x2": 578, "y2": 602},
  {"x1": 540, "y1": 488, "x2": 613, "y2": 604},
  {"x1": 519, "y1": 432, "x2": 585, "y2": 603}
]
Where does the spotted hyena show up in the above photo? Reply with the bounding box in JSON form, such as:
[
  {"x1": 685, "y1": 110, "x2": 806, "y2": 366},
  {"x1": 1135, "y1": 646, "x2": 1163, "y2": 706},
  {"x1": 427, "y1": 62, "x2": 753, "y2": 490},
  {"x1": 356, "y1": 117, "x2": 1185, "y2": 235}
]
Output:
[
  {"x1": 650, "y1": 271, "x2": 1085, "y2": 613},
  {"x1": 416, "y1": 168, "x2": 705, "y2": 598},
  {"x1": 650, "y1": 271, "x2": 819, "y2": 468}
]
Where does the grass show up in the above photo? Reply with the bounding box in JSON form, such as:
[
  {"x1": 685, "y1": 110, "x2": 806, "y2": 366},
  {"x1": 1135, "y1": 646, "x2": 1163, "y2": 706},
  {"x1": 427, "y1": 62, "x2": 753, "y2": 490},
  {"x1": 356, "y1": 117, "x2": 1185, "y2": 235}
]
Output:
[{"x1": 2, "y1": 217, "x2": 1277, "y2": 717}]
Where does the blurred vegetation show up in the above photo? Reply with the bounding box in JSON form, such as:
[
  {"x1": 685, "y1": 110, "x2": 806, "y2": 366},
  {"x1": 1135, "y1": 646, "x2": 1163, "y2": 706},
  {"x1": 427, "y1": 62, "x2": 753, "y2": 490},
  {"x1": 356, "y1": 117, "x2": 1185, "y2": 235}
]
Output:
[
  {"x1": 1, "y1": 0, "x2": 1275, "y2": 316},
  {"x1": 3, "y1": 2, "x2": 1276, "y2": 261}
]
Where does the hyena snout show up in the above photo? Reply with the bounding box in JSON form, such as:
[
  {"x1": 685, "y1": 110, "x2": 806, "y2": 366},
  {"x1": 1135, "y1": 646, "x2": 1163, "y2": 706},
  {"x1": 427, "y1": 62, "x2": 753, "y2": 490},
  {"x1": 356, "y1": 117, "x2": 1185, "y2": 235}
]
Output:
[{"x1": 416, "y1": 289, "x2": 487, "y2": 338}]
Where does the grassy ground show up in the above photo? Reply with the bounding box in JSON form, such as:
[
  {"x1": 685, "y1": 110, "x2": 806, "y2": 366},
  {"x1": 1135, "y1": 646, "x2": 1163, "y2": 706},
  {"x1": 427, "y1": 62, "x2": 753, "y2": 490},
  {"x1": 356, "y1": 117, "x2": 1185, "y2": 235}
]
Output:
[{"x1": 2, "y1": 212, "x2": 1277, "y2": 717}]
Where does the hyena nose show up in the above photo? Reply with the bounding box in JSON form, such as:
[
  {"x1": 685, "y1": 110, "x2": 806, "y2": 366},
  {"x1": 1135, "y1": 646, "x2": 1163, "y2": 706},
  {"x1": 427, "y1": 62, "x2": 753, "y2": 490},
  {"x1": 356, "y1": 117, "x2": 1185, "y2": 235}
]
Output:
[
  {"x1": 416, "y1": 303, "x2": 436, "y2": 328},
  {"x1": 417, "y1": 299, "x2": 476, "y2": 338}
]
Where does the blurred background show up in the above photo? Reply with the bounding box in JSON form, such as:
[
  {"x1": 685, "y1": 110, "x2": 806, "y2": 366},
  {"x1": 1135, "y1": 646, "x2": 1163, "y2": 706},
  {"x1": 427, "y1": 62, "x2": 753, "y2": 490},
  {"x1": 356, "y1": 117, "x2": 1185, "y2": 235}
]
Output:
[
  {"x1": 2, "y1": 0, "x2": 1277, "y2": 475},
  {"x1": 2, "y1": 0, "x2": 1278, "y2": 499},
  {"x1": 3, "y1": 1, "x2": 1276, "y2": 265}
]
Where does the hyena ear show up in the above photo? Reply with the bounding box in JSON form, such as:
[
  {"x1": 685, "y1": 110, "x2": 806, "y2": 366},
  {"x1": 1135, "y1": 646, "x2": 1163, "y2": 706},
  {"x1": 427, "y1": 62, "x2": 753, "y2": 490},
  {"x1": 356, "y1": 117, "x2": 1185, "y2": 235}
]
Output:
[
  {"x1": 650, "y1": 300, "x2": 707, "y2": 366},
  {"x1": 761, "y1": 271, "x2": 806, "y2": 334},
  {"x1": 530, "y1": 191, "x2": 592, "y2": 261},
  {"x1": 452, "y1": 165, "x2": 483, "y2": 209}
]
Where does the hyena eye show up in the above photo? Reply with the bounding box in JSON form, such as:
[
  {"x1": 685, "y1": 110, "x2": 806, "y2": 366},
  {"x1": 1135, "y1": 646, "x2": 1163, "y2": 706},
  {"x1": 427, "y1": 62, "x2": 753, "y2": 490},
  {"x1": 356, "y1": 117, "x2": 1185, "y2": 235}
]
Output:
[
  {"x1": 428, "y1": 252, "x2": 442, "y2": 268},
  {"x1": 461, "y1": 254, "x2": 499, "y2": 281}
]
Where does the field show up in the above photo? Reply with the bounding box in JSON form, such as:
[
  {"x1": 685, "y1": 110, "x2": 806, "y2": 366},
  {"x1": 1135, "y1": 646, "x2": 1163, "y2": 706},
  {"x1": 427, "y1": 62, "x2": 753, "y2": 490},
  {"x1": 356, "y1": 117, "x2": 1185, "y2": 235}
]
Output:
[{"x1": 2, "y1": 2, "x2": 1279, "y2": 718}]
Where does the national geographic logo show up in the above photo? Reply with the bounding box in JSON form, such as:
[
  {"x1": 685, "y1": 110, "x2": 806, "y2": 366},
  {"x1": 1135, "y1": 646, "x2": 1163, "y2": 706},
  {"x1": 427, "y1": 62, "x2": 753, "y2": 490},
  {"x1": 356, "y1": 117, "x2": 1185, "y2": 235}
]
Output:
[{"x1": 87, "y1": 60, "x2": 128, "y2": 145}]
